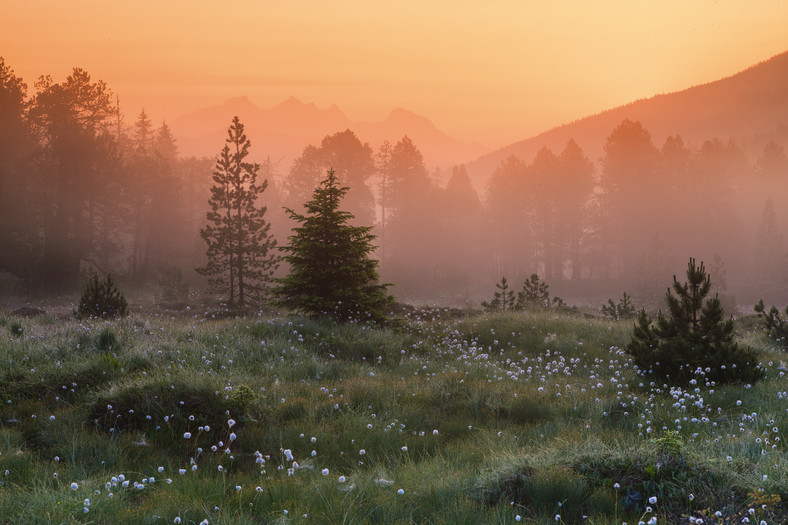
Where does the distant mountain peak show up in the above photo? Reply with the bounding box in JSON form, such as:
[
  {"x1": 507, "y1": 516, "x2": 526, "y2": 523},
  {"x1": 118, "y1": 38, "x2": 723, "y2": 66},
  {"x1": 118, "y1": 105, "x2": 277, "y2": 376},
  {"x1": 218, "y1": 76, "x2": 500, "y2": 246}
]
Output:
[
  {"x1": 383, "y1": 107, "x2": 436, "y2": 129},
  {"x1": 170, "y1": 96, "x2": 488, "y2": 169},
  {"x1": 221, "y1": 96, "x2": 258, "y2": 110}
]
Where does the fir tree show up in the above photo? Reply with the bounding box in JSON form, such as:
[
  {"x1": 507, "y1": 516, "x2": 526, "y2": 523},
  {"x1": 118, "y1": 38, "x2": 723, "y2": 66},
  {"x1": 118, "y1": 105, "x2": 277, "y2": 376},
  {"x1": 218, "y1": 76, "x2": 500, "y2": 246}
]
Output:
[
  {"x1": 77, "y1": 272, "x2": 128, "y2": 319},
  {"x1": 754, "y1": 300, "x2": 788, "y2": 348},
  {"x1": 514, "y1": 274, "x2": 565, "y2": 309},
  {"x1": 197, "y1": 116, "x2": 280, "y2": 308},
  {"x1": 270, "y1": 169, "x2": 392, "y2": 323},
  {"x1": 482, "y1": 277, "x2": 515, "y2": 310},
  {"x1": 627, "y1": 258, "x2": 763, "y2": 385},
  {"x1": 602, "y1": 292, "x2": 636, "y2": 320},
  {"x1": 517, "y1": 274, "x2": 550, "y2": 309}
]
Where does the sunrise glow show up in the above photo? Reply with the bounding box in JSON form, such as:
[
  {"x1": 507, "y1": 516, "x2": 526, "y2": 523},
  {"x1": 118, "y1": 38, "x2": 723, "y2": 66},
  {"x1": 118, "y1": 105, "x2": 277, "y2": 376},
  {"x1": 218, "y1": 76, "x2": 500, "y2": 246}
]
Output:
[{"x1": 4, "y1": 1, "x2": 788, "y2": 146}]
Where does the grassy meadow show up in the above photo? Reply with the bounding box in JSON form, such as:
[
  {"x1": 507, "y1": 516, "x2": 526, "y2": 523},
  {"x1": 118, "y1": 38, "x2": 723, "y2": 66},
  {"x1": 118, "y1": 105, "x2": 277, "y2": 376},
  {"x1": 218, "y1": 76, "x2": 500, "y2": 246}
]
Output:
[{"x1": 0, "y1": 304, "x2": 785, "y2": 524}]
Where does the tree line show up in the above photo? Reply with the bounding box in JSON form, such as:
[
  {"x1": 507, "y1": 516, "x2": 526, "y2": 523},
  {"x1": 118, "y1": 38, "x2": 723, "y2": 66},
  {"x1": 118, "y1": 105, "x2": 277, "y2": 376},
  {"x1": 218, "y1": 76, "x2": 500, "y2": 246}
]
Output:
[{"x1": 1, "y1": 59, "x2": 786, "y2": 306}]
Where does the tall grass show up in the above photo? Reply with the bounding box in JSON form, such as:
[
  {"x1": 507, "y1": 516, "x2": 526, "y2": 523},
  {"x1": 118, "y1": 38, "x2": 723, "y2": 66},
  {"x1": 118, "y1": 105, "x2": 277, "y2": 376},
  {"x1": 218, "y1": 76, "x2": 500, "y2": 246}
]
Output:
[{"x1": 0, "y1": 306, "x2": 784, "y2": 523}]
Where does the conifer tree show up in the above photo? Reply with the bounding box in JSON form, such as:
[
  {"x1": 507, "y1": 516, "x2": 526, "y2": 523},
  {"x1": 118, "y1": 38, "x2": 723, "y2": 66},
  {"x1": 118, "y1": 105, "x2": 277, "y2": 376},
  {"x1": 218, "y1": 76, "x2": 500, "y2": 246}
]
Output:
[
  {"x1": 270, "y1": 169, "x2": 392, "y2": 323},
  {"x1": 516, "y1": 274, "x2": 551, "y2": 309},
  {"x1": 197, "y1": 116, "x2": 280, "y2": 308},
  {"x1": 601, "y1": 292, "x2": 636, "y2": 320},
  {"x1": 627, "y1": 258, "x2": 763, "y2": 385},
  {"x1": 482, "y1": 277, "x2": 515, "y2": 310}
]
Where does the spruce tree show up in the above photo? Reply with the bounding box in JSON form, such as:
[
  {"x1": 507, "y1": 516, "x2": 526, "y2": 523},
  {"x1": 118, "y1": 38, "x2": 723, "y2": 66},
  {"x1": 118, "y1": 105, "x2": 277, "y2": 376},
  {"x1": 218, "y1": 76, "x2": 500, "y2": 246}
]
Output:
[
  {"x1": 516, "y1": 274, "x2": 560, "y2": 309},
  {"x1": 270, "y1": 169, "x2": 392, "y2": 323},
  {"x1": 627, "y1": 258, "x2": 763, "y2": 385},
  {"x1": 197, "y1": 116, "x2": 280, "y2": 308},
  {"x1": 482, "y1": 277, "x2": 515, "y2": 310},
  {"x1": 602, "y1": 292, "x2": 636, "y2": 320}
]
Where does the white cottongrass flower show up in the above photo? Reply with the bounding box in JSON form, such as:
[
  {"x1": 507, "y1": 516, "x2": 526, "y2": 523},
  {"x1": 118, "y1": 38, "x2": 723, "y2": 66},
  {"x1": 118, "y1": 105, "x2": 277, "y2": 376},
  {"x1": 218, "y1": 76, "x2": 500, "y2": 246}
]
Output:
[
  {"x1": 284, "y1": 449, "x2": 294, "y2": 461},
  {"x1": 649, "y1": 496, "x2": 657, "y2": 504},
  {"x1": 183, "y1": 432, "x2": 191, "y2": 439},
  {"x1": 321, "y1": 468, "x2": 329, "y2": 476},
  {"x1": 71, "y1": 482, "x2": 78, "y2": 490}
]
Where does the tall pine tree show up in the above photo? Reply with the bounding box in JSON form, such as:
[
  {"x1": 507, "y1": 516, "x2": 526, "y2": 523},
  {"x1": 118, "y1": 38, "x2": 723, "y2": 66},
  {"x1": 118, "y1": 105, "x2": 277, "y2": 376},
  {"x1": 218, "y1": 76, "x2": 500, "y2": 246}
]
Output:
[
  {"x1": 270, "y1": 169, "x2": 392, "y2": 323},
  {"x1": 197, "y1": 116, "x2": 279, "y2": 308}
]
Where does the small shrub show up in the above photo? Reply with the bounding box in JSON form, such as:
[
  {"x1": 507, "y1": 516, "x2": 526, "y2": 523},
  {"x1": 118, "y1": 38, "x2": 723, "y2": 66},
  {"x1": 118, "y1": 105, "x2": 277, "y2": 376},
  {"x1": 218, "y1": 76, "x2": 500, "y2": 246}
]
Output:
[
  {"x1": 602, "y1": 292, "x2": 636, "y2": 320},
  {"x1": 228, "y1": 384, "x2": 257, "y2": 414},
  {"x1": 482, "y1": 276, "x2": 515, "y2": 310},
  {"x1": 77, "y1": 272, "x2": 128, "y2": 319},
  {"x1": 626, "y1": 258, "x2": 764, "y2": 385},
  {"x1": 516, "y1": 274, "x2": 565, "y2": 309},
  {"x1": 754, "y1": 299, "x2": 788, "y2": 348},
  {"x1": 517, "y1": 274, "x2": 550, "y2": 309}
]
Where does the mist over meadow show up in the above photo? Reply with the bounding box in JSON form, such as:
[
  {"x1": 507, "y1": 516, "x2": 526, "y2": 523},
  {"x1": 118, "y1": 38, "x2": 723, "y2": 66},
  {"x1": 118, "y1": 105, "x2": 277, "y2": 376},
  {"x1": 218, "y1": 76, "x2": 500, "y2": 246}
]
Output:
[
  {"x1": 1, "y1": 53, "x2": 787, "y2": 311},
  {"x1": 1, "y1": 25, "x2": 788, "y2": 524}
]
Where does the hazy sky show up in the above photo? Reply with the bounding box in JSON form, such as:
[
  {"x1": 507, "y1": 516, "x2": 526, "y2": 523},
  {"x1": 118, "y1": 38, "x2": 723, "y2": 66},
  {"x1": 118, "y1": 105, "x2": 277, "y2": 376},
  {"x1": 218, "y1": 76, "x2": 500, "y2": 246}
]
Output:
[{"x1": 4, "y1": 1, "x2": 788, "y2": 147}]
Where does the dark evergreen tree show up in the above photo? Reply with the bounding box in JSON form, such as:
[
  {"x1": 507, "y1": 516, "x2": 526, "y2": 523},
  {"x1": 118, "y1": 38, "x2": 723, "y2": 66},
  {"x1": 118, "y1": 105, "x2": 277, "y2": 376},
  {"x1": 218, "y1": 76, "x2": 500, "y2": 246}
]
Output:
[
  {"x1": 270, "y1": 169, "x2": 392, "y2": 323},
  {"x1": 754, "y1": 300, "x2": 788, "y2": 348},
  {"x1": 482, "y1": 277, "x2": 515, "y2": 310},
  {"x1": 627, "y1": 258, "x2": 763, "y2": 385},
  {"x1": 516, "y1": 274, "x2": 560, "y2": 309},
  {"x1": 77, "y1": 272, "x2": 128, "y2": 319},
  {"x1": 601, "y1": 292, "x2": 636, "y2": 320},
  {"x1": 197, "y1": 116, "x2": 280, "y2": 308}
]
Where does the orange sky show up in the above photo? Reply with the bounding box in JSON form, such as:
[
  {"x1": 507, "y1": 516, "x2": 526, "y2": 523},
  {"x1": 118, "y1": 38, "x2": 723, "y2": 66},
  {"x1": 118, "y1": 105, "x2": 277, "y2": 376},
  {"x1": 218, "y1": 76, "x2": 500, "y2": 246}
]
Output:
[{"x1": 4, "y1": 1, "x2": 788, "y2": 147}]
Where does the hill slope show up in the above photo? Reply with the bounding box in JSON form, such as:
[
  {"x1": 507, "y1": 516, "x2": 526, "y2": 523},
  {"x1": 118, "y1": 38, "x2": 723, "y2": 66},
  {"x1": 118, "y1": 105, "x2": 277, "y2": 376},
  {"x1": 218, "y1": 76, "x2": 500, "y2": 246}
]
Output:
[{"x1": 465, "y1": 51, "x2": 788, "y2": 189}]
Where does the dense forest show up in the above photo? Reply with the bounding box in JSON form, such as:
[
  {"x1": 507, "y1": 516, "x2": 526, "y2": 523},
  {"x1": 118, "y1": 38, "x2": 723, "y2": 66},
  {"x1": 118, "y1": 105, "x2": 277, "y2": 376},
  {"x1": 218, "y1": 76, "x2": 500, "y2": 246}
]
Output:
[{"x1": 1, "y1": 58, "x2": 786, "y2": 308}]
